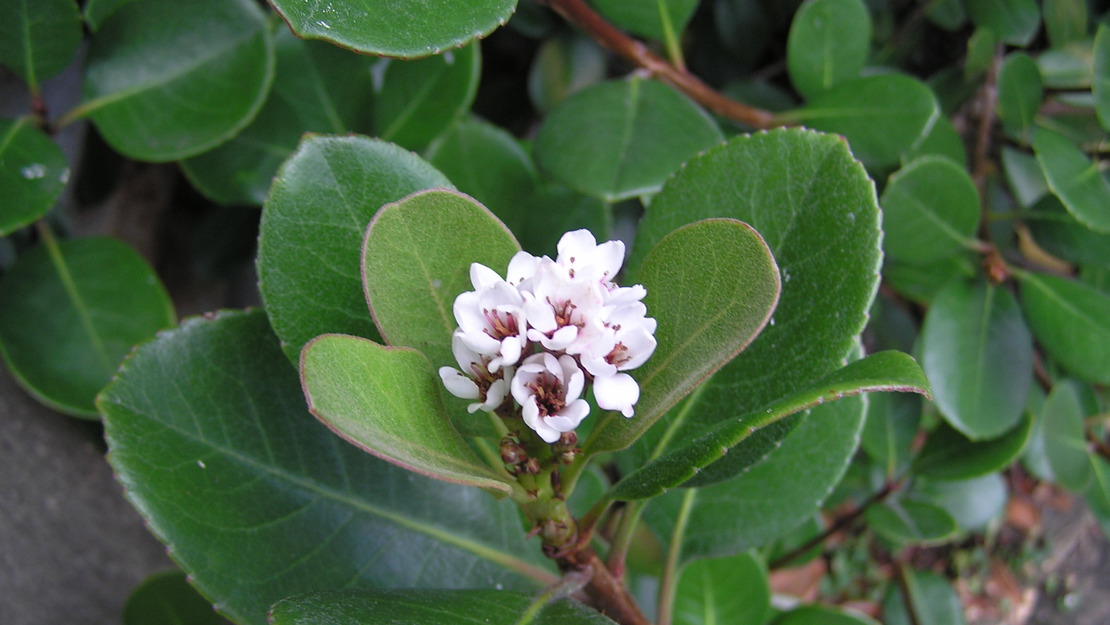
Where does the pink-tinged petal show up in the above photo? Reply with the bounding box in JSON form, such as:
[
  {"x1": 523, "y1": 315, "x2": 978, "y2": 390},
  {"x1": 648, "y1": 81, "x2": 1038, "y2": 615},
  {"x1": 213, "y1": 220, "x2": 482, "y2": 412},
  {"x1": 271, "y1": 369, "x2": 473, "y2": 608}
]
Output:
[
  {"x1": 616, "y1": 326, "x2": 657, "y2": 371},
  {"x1": 581, "y1": 353, "x2": 617, "y2": 378},
  {"x1": 607, "y1": 284, "x2": 646, "y2": 304},
  {"x1": 439, "y1": 367, "x2": 480, "y2": 400},
  {"x1": 470, "y1": 262, "x2": 502, "y2": 288},
  {"x1": 594, "y1": 372, "x2": 640, "y2": 417}
]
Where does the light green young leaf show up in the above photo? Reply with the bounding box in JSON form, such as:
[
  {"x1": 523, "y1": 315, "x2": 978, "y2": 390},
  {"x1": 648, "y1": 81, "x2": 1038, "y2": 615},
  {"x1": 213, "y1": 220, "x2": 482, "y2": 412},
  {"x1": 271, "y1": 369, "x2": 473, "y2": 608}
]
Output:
[
  {"x1": 786, "y1": 0, "x2": 872, "y2": 99},
  {"x1": 270, "y1": 590, "x2": 617, "y2": 625},
  {"x1": 673, "y1": 552, "x2": 770, "y2": 625},
  {"x1": 0, "y1": 237, "x2": 175, "y2": 417},
  {"x1": 534, "y1": 77, "x2": 724, "y2": 202},
  {"x1": 258, "y1": 135, "x2": 452, "y2": 362},
  {"x1": 0, "y1": 0, "x2": 82, "y2": 91},
  {"x1": 80, "y1": 0, "x2": 274, "y2": 161},
  {"x1": 100, "y1": 310, "x2": 554, "y2": 625},
  {"x1": 586, "y1": 218, "x2": 780, "y2": 456},
  {"x1": 1034, "y1": 126, "x2": 1110, "y2": 233},
  {"x1": 1041, "y1": 379, "x2": 1094, "y2": 491},
  {"x1": 916, "y1": 473, "x2": 1008, "y2": 531},
  {"x1": 268, "y1": 0, "x2": 515, "y2": 59},
  {"x1": 1044, "y1": 0, "x2": 1088, "y2": 47},
  {"x1": 919, "y1": 280, "x2": 1032, "y2": 440},
  {"x1": 362, "y1": 189, "x2": 520, "y2": 371},
  {"x1": 375, "y1": 44, "x2": 480, "y2": 152},
  {"x1": 301, "y1": 335, "x2": 513, "y2": 495},
  {"x1": 880, "y1": 156, "x2": 980, "y2": 264},
  {"x1": 1037, "y1": 40, "x2": 1094, "y2": 88},
  {"x1": 0, "y1": 118, "x2": 69, "y2": 236},
  {"x1": 1018, "y1": 271, "x2": 1110, "y2": 384}
]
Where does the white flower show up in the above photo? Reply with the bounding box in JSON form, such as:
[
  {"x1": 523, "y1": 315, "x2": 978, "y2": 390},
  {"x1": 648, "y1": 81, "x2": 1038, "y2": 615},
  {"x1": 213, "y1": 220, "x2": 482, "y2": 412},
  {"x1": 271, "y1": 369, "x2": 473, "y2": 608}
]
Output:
[
  {"x1": 438, "y1": 334, "x2": 512, "y2": 414},
  {"x1": 556, "y1": 229, "x2": 625, "y2": 286},
  {"x1": 510, "y1": 352, "x2": 590, "y2": 443},
  {"x1": 523, "y1": 258, "x2": 608, "y2": 354},
  {"x1": 452, "y1": 263, "x2": 528, "y2": 371}
]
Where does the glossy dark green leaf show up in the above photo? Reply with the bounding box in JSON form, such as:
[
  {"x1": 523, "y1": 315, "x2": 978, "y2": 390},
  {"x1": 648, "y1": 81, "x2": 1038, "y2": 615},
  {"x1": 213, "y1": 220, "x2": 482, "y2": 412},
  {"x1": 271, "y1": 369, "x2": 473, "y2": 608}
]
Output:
[
  {"x1": 362, "y1": 189, "x2": 519, "y2": 370},
  {"x1": 903, "y1": 116, "x2": 967, "y2": 167},
  {"x1": 1044, "y1": 0, "x2": 1088, "y2": 47},
  {"x1": 882, "y1": 569, "x2": 966, "y2": 625},
  {"x1": 590, "y1": 0, "x2": 699, "y2": 41},
  {"x1": 919, "y1": 280, "x2": 1033, "y2": 440},
  {"x1": 100, "y1": 310, "x2": 554, "y2": 625},
  {"x1": 1002, "y1": 146, "x2": 1048, "y2": 208},
  {"x1": 967, "y1": 0, "x2": 1040, "y2": 46},
  {"x1": 0, "y1": 117, "x2": 69, "y2": 236},
  {"x1": 301, "y1": 335, "x2": 513, "y2": 494},
  {"x1": 1034, "y1": 127, "x2": 1110, "y2": 233},
  {"x1": 375, "y1": 44, "x2": 480, "y2": 152},
  {"x1": 674, "y1": 552, "x2": 770, "y2": 625},
  {"x1": 1093, "y1": 25, "x2": 1110, "y2": 132},
  {"x1": 996, "y1": 53, "x2": 1043, "y2": 137},
  {"x1": 534, "y1": 77, "x2": 724, "y2": 202},
  {"x1": 180, "y1": 29, "x2": 375, "y2": 206},
  {"x1": 883, "y1": 254, "x2": 978, "y2": 305},
  {"x1": 644, "y1": 395, "x2": 866, "y2": 562},
  {"x1": 775, "y1": 605, "x2": 880, "y2": 625},
  {"x1": 425, "y1": 117, "x2": 540, "y2": 232},
  {"x1": 270, "y1": 589, "x2": 616, "y2": 625},
  {"x1": 527, "y1": 33, "x2": 607, "y2": 113},
  {"x1": 258, "y1": 135, "x2": 452, "y2": 362},
  {"x1": 0, "y1": 0, "x2": 81, "y2": 90},
  {"x1": 912, "y1": 414, "x2": 1033, "y2": 480},
  {"x1": 865, "y1": 499, "x2": 958, "y2": 545},
  {"x1": 586, "y1": 219, "x2": 780, "y2": 456},
  {"x1": 511, "y1": 185, "x2": 610, "y2": 258},
  {"x1": 269, "y1": 0, "x2": 514, "y2": 59},
  {"x1": 1041, "y1": 379, "x2": 1093, "y2": 491},
  {"x1": 784, "y1": 74, "x2": 939, "y2": 168},
  {"x1": 1018, "y1": 272, "x2": 1110, "y2": 384},
  {"x1": 965, "y1": 27, "x2": 997, "y2": 77},
  {"x1": 1027, "y1": 195, "x2": 1110, "y2": 269},
  {"x1": 609, "y1": 352, "x2": 928, "y2": 500},
  {"x1": 123, "y1": 570, "x2": 229, "y2": 625},
  {"x1": 861, "y1": 392, "x2": 922, "y2": 477},
  {"x1": 916, "y1": 473, "x2": 1008, "y2": 531},
  {"x1": 786, "y1": 0, "x2": 872, "y2": 99},
  {"x1": 0, "y1": 237, "x2": 175, "y2": 417},
  {"x1": 880, "y1": 156, "x2": 980, "y2": 264},
  {"x1": 80, "y1": 0, "x2": 274, "y2": 161},
  {"x1": 619, "y1": 128, "x2": 881, "y2": 477},
  {"x1": 925, "y1": 0, "x2": 967, "y2": 30}
]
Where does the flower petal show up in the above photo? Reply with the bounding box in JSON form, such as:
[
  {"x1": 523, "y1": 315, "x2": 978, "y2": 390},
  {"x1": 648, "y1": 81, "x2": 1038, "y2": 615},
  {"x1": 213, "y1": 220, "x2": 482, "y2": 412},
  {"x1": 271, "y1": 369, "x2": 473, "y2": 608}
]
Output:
[
  {"x1": 594, "y1": 372, "x2": 640, "y2": 417},
  {"x1": 439, "y1": 367, "x2": 480, "y2": 400}
]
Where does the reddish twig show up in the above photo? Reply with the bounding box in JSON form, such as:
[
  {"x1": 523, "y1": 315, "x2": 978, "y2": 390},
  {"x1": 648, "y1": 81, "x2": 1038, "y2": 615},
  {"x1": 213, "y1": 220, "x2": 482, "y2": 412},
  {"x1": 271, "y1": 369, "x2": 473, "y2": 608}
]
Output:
[{"x1": 557, "y1": 547, "x2": 651, "y2": 625}]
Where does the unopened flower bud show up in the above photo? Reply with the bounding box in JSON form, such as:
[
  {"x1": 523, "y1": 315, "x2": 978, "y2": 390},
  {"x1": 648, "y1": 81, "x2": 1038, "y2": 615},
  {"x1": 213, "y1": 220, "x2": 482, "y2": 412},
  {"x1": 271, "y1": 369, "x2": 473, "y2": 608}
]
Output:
[
  {"x1": 557, "y1": 431, "x2": 578, "y2": 448},
  {"x1": 521, "y1": 457, "x2": 541, "y2": 475},
  {"x1": 500, "y1": 437, "x2": 527, "y2": 466}
]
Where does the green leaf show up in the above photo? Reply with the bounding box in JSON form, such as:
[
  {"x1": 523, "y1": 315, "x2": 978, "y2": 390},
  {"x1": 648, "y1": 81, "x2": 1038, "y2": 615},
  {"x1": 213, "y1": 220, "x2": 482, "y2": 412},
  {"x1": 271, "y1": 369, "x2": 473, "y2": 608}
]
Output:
[
  {"x1": 99, "y1": 310, "x2": 554, "y2": 625},
  {"x1": 609, "y1": 352, "x2": 929, "y2": 500},
  {"x1": 618, "y1": 128, "x2": 881, "y2": 476},
  {"x1": 916, "y1": 473, "x2": 1008, "y2": 531},
  {"x1": 967, "y1": 0, "x2": 1040, "y2": 46},
  {"x1": 84, "y1": 0, "x2": 137, "y2": 30},
  {"x1": 903, "y1": 116, "x2": 967, "y2": 167},
  {"x1": 882, "y1": 570, "x2": 966, "y2": 625},
  {"x1": 534, "y1": 77, "x2": 724, "y2": 202},
  {"x1": 883, "y1": 254, "x2": 978, "y2": 305},
  {"x1": 919, "y1": 280, "x2": 1033, "y2": 440},
  {"x1": 786, "y1": 0, "x2": 872, "y2": 99},
  {"x1": 674, "y1": 552, "x2": 770, "y2": 625},
  {"x1": 270, "y1": 589, "x2": 617, "y2": 625},
  {"x1": 1041, "y1": 379, "x2": 1093, "y2": 491},
  {"x1": 880, "y1": 156, "x2": 980, "y2": 264},
  {"x1": 926, "y1": 0, "x2": 967, "y2": 31},
  {"x1": 362, "y1": 189, "x2": 520, "y2": 370},
  {"x1": 0, "y1": 236, "x2": 175, "y2": 417},
  {"x1": 180, "y1": 29, "x2": 376, "y2": 206},
  {"x1": 644, "y1": 395, "x2": 866, "y2": 562},
  {"x1": 1044, "y1": 0, "x2": 1088, "y2": 47},
  {"x1": 586, "y1": 218, "x2": 780, "y2": 456},
  {"x1": 861, "y1": 392, "x2": 922, "y2": 477},
  {"x1": 123, "y1": 570, "x2": 229, "y2": 625},
  {"x1": 1093, "y1": 25, "x2": 1110, "y2": 132},
  {"x1": 301, "y1": 334, "x2": 512, "y2": 494},
  {"x1": 785, "y1": 74, "x2": 939, "y2": 169},
  {"x1": 1084, "y1": 455, "x2": 1110, "y2": 540},
  {"x1": 0, "y1": 117, "x2": 69, "y2": 236},
  {"x1": 527, "y1": 33, "x2": 607, "y2": 113},
  {"x1": 425, "y1": 117, "x2": 540, "y2": 230},
  {"x1": 996, "y1": 52, "x2": 1043, "y2": 138},
  {"x1": 1034, "y1": 126, "x2": 1110, "y2": 233},
  {"x1": 258, "y1": 135, "x2": 452, "y2": 363},
  {"x1": 1018, "y1": 272, "x2": 1110, "y2": 384},
  {"x1": 1002, "y1": 146, "x2": 1049, "y2": 208},
  {"x1": 589, "y1": 0, "x2": 699, "y2": 41},
  {"x1": 0, "y1": 0, "x2": 82, "y2": 90},
  {"x1": 1027, "y1": 195, "x2": 1110, "y2": 269},
  {"x1": 775, "y1": 605, "x2": 881, "y2": 625},
  {"x1": 80, "y1": 0, "x2": 274, "y2": 161},
  {"x1": 375, "y1": 44, "x2": 480, "y2": 152},
  {"x1": 269, "y1": 0, "x2": 514, "y2": 59},
  {"x1": 1037, "y1": 41, "x2": 1094, "y2": 89},
  {"x1": 912, "y1": 413, "x2": 1034, "y2": 481},
  {"x1": 865, "y1": 499, "x2": 958, "y2": 545},
  {"x1": 511, "y1": 185, "x2": 611, "y2": 258}
]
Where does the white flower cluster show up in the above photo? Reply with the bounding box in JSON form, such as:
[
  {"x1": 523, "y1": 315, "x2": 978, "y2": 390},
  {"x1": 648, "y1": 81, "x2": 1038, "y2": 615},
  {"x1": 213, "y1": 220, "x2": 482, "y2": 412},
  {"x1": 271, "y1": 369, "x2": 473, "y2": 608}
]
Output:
[{"x1": 439, "y1": 230, "x2": 657, "y2": 443}]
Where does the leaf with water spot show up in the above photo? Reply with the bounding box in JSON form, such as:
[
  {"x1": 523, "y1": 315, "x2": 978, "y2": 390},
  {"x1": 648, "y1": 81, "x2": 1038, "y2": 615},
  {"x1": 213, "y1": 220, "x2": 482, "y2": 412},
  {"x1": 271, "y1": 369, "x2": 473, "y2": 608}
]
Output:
[{"x1": 0, "y1": 117, "x2": 69, "y2": 236}]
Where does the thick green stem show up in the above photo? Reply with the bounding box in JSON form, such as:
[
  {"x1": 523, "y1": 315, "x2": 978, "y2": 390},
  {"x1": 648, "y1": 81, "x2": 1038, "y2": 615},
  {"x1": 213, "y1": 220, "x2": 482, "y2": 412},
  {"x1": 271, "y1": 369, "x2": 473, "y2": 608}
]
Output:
[{"x1": 657, "y1": 489, "x2": 696, "y2": 625}]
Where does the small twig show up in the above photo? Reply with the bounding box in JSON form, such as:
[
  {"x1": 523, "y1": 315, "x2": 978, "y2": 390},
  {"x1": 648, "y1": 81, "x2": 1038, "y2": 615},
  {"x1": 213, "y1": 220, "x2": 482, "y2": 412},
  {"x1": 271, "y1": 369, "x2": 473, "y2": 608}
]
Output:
[
  {"x1": 1087, "y1": 431, "x2": 1110, "y2": 463},
  {"x1": 769, "y1": 479, "x2": 902, "y2": 570},
  {"x1": 539, "y1": 0, "x2": 776, "y2": 129},
  {"x1": 556, "y1": 547, "x2": 652, "y2": 625},
  {"x1": 972, "y1": 46, "x2": 1003, "y2": 242},
  {"x1": 894, "y1": 561, "x2": 924, "y2": 625}
]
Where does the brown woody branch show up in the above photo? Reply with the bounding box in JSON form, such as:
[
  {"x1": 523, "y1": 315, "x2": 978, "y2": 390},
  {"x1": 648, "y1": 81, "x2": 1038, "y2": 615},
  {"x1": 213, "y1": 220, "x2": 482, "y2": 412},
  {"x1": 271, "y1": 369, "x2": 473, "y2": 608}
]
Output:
[{"x1": 557, "y1": 547, "x2": 651, "y2": 625}]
